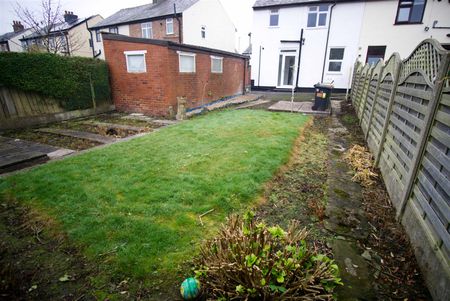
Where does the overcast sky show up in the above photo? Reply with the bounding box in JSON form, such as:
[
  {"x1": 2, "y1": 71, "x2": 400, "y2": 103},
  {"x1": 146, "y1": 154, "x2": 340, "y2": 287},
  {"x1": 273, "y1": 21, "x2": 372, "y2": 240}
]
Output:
[{"x1": 0, "y1": 0, "x2": 254, "y2": 51}]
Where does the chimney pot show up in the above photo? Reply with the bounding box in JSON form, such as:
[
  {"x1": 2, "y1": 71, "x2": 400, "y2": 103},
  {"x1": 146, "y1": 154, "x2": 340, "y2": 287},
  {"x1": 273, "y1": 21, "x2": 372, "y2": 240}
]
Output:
[{"x1": 12, "y1": 20, "x2": 24, "y2": 32}]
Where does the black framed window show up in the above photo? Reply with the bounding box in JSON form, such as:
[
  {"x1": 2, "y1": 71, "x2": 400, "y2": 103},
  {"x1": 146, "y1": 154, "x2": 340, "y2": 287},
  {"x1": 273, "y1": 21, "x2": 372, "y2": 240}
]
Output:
[
  {"x1": 395, "y1": 0, "x2": 426, "y2": 24},
  {"x1": 96, "y1": 30, "x2": 101, "y2": 42},
  {"x1": 109, "y1": 27, "x2": 119, "y2": 34},
  {"x1": 366, "y1": 46, "x2": 386, "y2": 65}
]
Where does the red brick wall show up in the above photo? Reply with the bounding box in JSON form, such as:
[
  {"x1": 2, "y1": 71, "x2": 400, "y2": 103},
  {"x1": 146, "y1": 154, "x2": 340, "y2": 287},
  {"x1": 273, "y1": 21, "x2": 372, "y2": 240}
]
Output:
[
  {"x1": 103, "y1": 37, "x2": 247, "y2": 117},
  {"x1": 128, "y1": 17, "x2": 182, "y2": 43}
]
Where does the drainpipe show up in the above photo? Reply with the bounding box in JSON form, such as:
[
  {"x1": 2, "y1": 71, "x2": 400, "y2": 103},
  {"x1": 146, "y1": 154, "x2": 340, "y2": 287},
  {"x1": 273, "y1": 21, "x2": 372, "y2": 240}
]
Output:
[
  {"x1": 86, "y1": 21, "x2": 95, "y2": 58},
  {"x1": 295, "y1": 28, "x2": 304, "y2": 90},
  {"x1": 174, "y1": 4, "x2": 182, "y2": 43},
  {"x1": 321, "y1": 2, "x2": 336, "y2": 83},
  {"x1": 258, "y1": 45, "x2": 264, "y2": 87},
  {"x1": 242, "y1": 57, "x2": 246, "y2": 95}
]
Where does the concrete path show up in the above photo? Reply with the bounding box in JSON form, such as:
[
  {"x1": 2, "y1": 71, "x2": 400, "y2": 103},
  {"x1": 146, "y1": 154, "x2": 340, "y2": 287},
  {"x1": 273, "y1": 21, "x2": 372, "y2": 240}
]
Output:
[
  {"x1": 268, "y1": 101, "x2": 331, "y2": 115},
  {"x1": 38, "y1": 128, "x2": 117, "y2": 144},
  {"x1": 325, "y1": 116, "x2": 376, "y2": 300},
  {"x1": 235, "y1": 99, "x2": 271, "y2": 109},
  {"x1": 186, "y1": 94, "x2": 262, "y2": 117}
]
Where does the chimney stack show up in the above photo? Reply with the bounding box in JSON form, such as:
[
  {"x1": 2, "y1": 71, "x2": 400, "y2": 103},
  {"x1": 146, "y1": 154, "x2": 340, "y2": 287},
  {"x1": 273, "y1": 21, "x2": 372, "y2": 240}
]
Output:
[
  {"x1": 64, "y1": 11, "x2": 78, "y2": 23},
  {"x1": 12, "y1": 21, "x2": 24, "y2": 33}
]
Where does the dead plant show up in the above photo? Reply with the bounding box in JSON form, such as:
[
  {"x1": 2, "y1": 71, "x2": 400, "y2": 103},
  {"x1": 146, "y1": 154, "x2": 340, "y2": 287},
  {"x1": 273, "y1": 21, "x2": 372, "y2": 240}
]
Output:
[
  {"x1": 343, "y1": 145, "x2": 378, "y2": 187},
  {"x1": 195, "y1": 212, "x2": 342, "y2": 300}
]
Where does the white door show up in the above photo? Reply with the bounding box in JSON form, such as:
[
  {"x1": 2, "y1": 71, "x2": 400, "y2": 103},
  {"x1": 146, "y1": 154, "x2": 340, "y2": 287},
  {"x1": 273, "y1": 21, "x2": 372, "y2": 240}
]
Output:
[{"x1": 277, "y1": 53, "x2": 297, "y2": 88}]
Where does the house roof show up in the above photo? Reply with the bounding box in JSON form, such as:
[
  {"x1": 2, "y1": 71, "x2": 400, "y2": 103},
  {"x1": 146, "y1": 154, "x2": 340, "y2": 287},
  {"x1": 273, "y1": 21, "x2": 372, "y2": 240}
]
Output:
[
  {"x1": 21, "y1": 15, "x2": 98, "y2": 40},
  {"x1": 91, "y1": 0, "x2": 200, "y2": 29},
  {"x1": 253, "y1": 0, "x2": 363, "y2": 9},
  {"x1": 102, "y1": 32, "x2": 248, "y2": 59},
  {"x1": 0, "y1": 29, "x2": 28, "y2": 42}
]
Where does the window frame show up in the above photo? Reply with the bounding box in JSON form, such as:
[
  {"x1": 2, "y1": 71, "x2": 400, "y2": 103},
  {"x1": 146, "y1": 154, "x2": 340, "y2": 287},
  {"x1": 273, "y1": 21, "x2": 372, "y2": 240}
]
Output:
[
  {"x1": 307, "y1": 5, "x2": 329, "y2": 28},
  {"x1": 124, "y1": 50, "x2": 147, "y2": 73},
  {"x1": 327, "y1": 47, "x2": 345, "y2": 73},
  {"x1": 366, "y1": 45, "x2": 387, "y2": 65},
  {"x1": 141, "y1": 22, "x2": 153, "y2": 39},
  {"x1": 109, "y1": 27, "x2": 118, "y2": 34},
  {"x1": 269, "y1": 9, "x2": 279, "y2": 27},
  {"x1": 395, "y1": 0, "x2": 427, "y2": 25},
  {"x1": 166, "y1": 18, "x2": 174, "y2": 35},
  {"x1": 96, "y1": 30, "x2": 101, "y2": 42},
  {"x1": 211, "y1": 56, "x2": 223, "y2": 74},
  {"x1": 178, "y1": 51, "x2": 196, "y2": 73}
]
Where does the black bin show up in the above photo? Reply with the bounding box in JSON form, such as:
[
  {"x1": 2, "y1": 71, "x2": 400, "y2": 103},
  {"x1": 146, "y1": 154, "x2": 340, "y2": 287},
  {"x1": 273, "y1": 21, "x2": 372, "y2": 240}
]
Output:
[{"x1": 312, "y1": 83, "x2": 333, "y2": 111}]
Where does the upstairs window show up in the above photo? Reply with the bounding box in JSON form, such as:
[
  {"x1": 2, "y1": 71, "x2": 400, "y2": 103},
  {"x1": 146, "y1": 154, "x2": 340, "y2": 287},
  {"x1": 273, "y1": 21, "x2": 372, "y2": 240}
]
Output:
[
  {"x1": 328, "y1": 48, "x2": 345, "y2": 72},
  {"x1": 96, "y1": 30, "x2": 101, "y2": 42},
  {"x1": 211, "y1": 56, "x2": 223, "y2": 73},
  {"x1": 124, "y1": 50, "x2": 147, "y2": 73},
  {"x1": 307, "y1": 5, "x2": 329, "y2": 27},
  {"x1": 269, "y1": 9, "x2": 279, "y2": 26},
  {"x1": 395, "y1": 0, "x2": 426, "y2": 24},
  {"x1": 109, "y1": 27, "x2": 118, "y2": 34},
  {"x1": 141, "y1": 22, "x2": 153, "y2": 38},
  {"x1": 178, "y1": 51, "x2": 196, "y2": 73},
  {"x1": 201, "y1": 25, "x2": 206, "y2": 39},
  {"x1": 166, "y1": 18, "x2": 174, "y2": 34}
]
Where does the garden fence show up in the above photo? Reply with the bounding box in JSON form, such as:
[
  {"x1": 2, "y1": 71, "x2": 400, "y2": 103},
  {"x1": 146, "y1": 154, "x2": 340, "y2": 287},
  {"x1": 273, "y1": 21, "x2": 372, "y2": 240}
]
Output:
[{"x1": 350, "y1": 38, "x2": 450, "y2": 300}]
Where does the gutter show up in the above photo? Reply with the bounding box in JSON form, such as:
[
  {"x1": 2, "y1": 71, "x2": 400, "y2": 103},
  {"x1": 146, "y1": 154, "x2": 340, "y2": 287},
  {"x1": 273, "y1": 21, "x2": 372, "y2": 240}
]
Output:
[
  {"x1": 321, "y1": 2, "x2": 336, "y2": 83},
  {"x1": 86, "y1": 21, "x2": 95, "y2": 57}
]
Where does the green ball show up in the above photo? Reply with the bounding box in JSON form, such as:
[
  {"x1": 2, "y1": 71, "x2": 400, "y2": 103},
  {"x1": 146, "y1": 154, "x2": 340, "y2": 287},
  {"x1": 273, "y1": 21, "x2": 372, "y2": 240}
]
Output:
[{"x1": 180, "y1": 277, "x2": 201, "y2": 300}]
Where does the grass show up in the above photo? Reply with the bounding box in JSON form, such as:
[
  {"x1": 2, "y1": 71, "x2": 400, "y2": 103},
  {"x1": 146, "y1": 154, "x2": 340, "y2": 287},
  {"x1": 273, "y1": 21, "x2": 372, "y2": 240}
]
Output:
[{"x1": 0, "y1": 110, "x2": 309, "y2": 295}]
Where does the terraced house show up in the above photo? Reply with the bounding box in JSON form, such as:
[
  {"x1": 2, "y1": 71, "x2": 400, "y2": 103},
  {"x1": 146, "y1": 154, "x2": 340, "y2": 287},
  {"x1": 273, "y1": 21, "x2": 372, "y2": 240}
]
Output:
[
  {"x1": 250, "y1": 0, "x2": 450, "y2": 91},
  {"x1": 89, "y1": 0, "x2": 238, "y2": 59}
]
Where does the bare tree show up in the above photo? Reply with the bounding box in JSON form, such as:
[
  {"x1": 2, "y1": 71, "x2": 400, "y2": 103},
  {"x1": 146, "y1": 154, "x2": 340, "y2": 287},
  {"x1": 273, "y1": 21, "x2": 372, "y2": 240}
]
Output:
[{"x1": 15, "y1": 0, "x2": 82, "y2": 55}]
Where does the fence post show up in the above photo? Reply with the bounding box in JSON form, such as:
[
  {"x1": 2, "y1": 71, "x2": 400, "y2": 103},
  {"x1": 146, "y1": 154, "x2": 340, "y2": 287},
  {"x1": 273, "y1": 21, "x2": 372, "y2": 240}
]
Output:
[
  {"x1": 89, "y1": 74, "x2": 96, "y2": 110},
  {"x1": 397, "y1": 51, "x2": 450, "y2": 220},
  {"x1": 373, "y1": 58, "x2": 402, "y2": 167}
]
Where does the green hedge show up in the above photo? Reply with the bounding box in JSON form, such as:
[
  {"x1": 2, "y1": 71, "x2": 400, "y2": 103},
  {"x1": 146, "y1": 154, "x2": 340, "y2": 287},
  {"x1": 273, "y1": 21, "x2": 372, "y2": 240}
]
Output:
[{"x1": 0, "y1": 52, "x2": 111, "y2": 111}]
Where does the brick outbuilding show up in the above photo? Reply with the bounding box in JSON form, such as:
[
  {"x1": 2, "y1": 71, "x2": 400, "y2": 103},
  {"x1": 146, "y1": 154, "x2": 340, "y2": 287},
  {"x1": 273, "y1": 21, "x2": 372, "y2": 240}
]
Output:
[{"x1": 102, "y1": 33, "x2": 250, "y2": 117}]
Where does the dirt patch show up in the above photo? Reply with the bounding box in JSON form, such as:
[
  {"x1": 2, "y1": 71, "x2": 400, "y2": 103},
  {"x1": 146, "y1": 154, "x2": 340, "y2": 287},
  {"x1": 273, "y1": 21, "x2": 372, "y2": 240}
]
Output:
[
  {"x1": 2, "y1": 130, "x2": 100, "y2": 151},
  {"x1": 51, "y1": 121, "x2": 150, "y2": 139},
  {"x1": 0, "y1": 198, "x2": 96, "y2": 300},
  {"x1": 256, "y1": 117, "x2": 332, "y2": 252}
]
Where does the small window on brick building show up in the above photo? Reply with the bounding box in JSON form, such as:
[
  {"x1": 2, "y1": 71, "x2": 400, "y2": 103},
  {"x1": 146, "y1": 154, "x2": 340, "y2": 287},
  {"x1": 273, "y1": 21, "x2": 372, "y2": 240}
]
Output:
[
  {"x1": 211, "y1": 56, "x2": 223, "y2": 73},
  {"x1": 201, "y1": 25, "x2": 206, "y2": 39},
  {"x1": 166, "y1": 18, "x2": 174, "y2": 35},
  {"x1": 124, "y1": 50, "x2": 147, "y2": 73},
  {"x1": 178, "y1": 51, "x2": 196, "y2": 73},
  {"x1": 141, "y1": 22, "x2": 153, "y2": 39},
  {"x1": 109, "y1": 27, "x2": 118, "y2": 34}
]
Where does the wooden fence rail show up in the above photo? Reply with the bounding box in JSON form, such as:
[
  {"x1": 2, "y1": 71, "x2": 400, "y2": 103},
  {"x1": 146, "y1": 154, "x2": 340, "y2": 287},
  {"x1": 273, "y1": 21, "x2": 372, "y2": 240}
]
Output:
[{"x1": 350, "y1": 38, "x2": 450, "y2": 301}]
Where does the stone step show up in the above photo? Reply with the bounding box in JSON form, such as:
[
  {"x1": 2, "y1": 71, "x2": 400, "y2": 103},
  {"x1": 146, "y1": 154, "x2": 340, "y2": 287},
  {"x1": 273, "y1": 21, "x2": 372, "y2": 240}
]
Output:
[{"x1": 82, "y1": 121, "x2": 148, "y2": 132}]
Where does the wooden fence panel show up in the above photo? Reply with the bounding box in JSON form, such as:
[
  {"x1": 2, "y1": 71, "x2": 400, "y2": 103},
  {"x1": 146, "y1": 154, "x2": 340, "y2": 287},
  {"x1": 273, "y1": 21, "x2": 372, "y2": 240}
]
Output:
[
  {"x1": 351, "y1": 61, "x2": 362, "y2": 105},
  {"x1": 354, "y1": 64, "x2": 370, "y2": 118},
  {"x1": 361, "y1": 60, "x2": 384, "y2": 137},
  {"x1": 366, "y1": 54, "x2": 402, "y2": 159}
]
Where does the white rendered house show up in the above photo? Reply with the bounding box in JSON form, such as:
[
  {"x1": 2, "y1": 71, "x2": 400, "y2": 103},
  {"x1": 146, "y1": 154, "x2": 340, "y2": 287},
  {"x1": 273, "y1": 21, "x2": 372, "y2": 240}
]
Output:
[
  {"x1": 250, "y1": 0, "x2": 450, "y2": 91},
  {"x1": 89, "y1": 0, "x2": 237, "y2": 59}
]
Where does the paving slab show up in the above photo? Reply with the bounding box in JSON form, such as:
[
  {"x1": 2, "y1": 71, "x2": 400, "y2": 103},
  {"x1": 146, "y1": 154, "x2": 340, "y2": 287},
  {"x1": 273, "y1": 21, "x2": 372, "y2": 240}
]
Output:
[
  {"x1": 186, "y1": 94, "x2": 262, "y2": 117},
  {"x1": 82, "y1": 121, "x2": 148, "y2": 132},
  {"x1": 268, "y1": 101, "x2": 331, "y2": 115},
  {"x1": 38, "y1": 128, "x2": 117, "y2": 144},
  {"x1": 0, "y1": 136, "x2": 60, "y2": 170}
]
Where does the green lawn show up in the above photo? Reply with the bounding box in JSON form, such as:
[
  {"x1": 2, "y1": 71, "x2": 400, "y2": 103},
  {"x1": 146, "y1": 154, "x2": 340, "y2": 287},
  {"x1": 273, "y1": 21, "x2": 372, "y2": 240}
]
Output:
[{"x1": 0, "y1": 110, "x2": 309, "y2": 286}]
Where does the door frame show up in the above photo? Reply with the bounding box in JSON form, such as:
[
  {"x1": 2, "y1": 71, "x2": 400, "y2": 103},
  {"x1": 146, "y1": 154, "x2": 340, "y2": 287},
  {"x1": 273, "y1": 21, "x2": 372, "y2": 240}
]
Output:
[{"x1": 277, "y1": 48, "x2": 298, "y2": 88}]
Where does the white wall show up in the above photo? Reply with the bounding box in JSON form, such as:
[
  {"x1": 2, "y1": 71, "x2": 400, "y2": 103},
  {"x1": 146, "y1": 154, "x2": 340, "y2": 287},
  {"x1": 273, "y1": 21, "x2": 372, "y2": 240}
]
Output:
[
  {"x1": 359, "y1": 0, "x2": 450, "y2": 62},
  {"x1": 7, "y1": 29, "x2": 33, "y2": 52},
  {"x1": 183, "y1": 0, "x2": 237, "y2": 52},
  {"x1": 251, "y1": 2, "x2": 364, "y2": 89},
  {"x1": 70, "y1": 15, "x2": 103, "y2": 57},
  {"x1": 92, "y1": 24, "x2": 130, "y2": 60}
]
